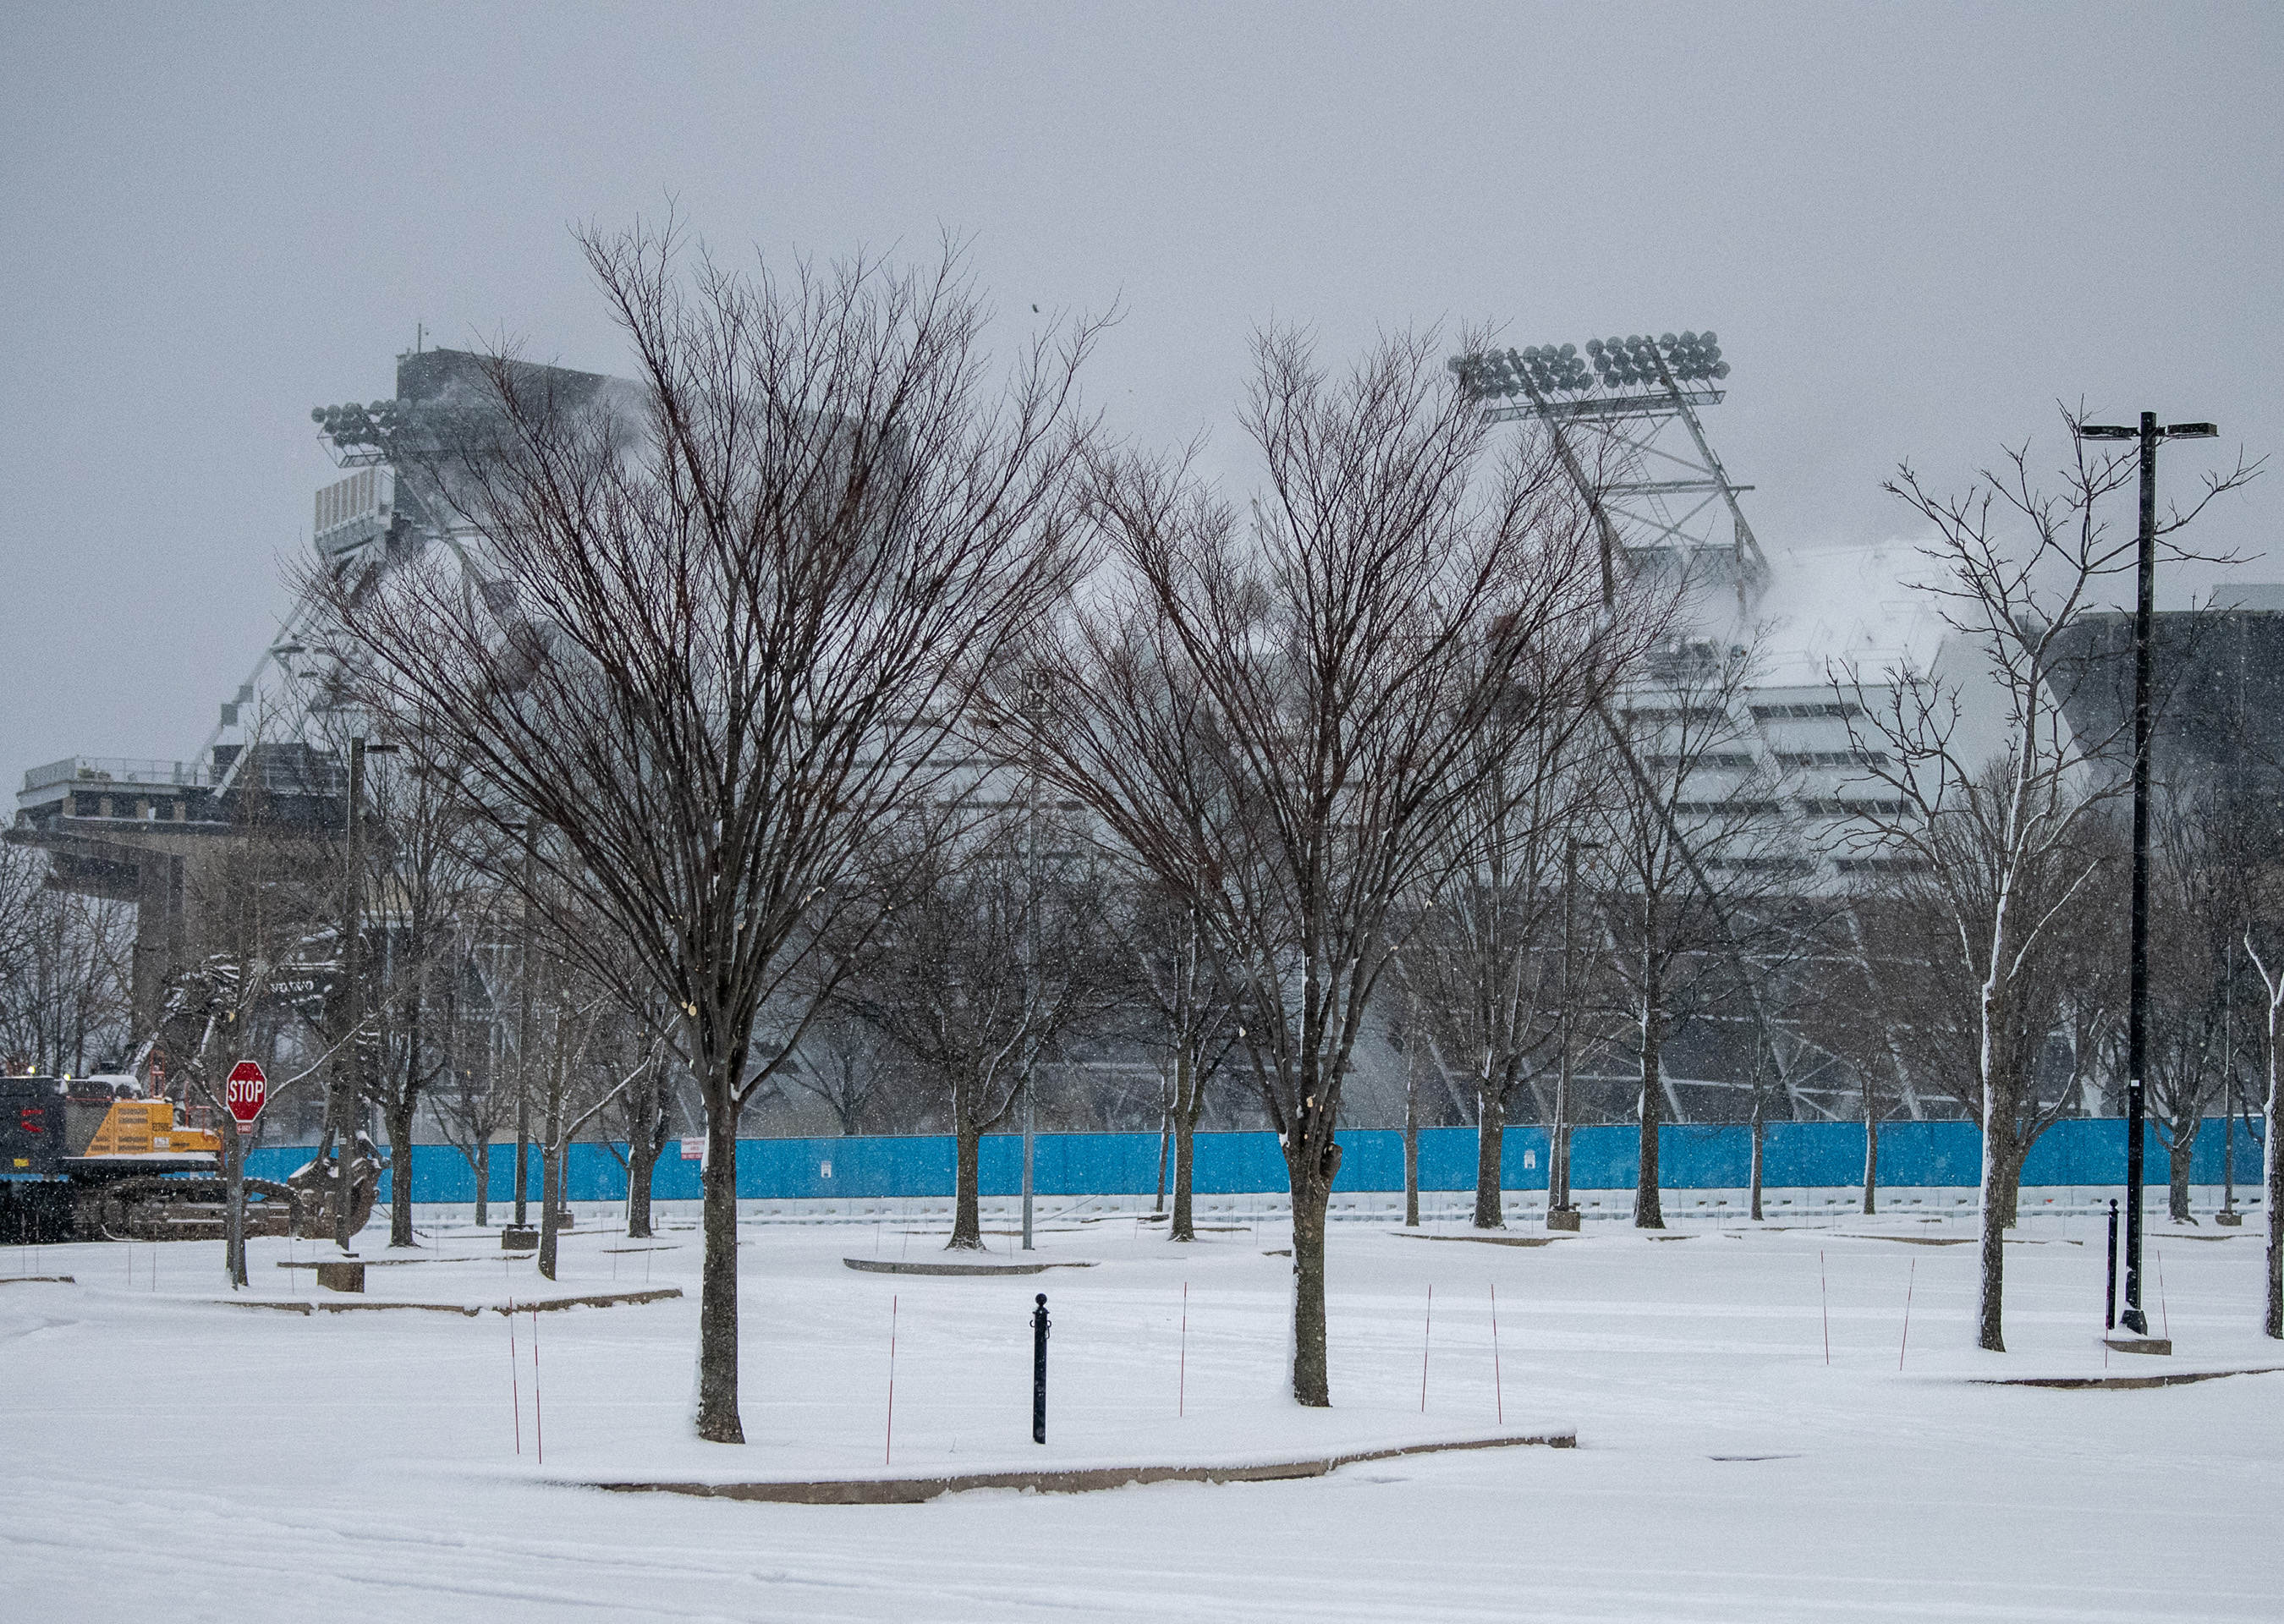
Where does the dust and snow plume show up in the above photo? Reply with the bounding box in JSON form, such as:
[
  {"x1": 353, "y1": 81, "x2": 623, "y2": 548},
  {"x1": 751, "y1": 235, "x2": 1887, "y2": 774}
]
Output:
[
  {"x1": 311, "y1": 347, "x2": 648, "y2": 574},
  {"x1": 1729, "y1": 541, "x2": 1952, "y2": 697}
]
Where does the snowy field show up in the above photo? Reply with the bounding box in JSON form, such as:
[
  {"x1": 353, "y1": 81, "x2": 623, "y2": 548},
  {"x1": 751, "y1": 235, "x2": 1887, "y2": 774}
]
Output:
[{"x1": 3, "y1": 1206, "x2": 2276, "y2": 1621}]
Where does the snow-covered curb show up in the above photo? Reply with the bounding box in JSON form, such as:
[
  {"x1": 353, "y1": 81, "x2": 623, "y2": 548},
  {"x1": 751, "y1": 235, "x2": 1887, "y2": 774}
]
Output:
[
  {"x1": 221, "y1": 1287, "x2": 684, "y2": 1316},
  {"x1": 578, "y1": 1429, "x2": 1579, "y2": 1504}
]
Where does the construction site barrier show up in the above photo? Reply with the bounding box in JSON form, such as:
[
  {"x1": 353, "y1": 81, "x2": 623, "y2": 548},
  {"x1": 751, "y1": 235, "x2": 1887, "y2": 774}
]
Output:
[{"x1": 244, "y1": 1116, "x2": 2265, "y2": 1207}]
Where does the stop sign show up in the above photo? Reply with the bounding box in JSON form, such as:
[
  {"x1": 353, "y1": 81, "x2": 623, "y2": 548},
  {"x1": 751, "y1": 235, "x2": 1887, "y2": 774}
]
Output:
[{"x1": 225, "y1": 1061, "x2": 267, "y2": 1126}]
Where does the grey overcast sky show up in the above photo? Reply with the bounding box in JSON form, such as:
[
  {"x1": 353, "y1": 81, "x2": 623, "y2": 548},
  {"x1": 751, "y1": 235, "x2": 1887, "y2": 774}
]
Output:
[{"x1": 3, "y1": 2, "x2": 2278, "y2": 789}]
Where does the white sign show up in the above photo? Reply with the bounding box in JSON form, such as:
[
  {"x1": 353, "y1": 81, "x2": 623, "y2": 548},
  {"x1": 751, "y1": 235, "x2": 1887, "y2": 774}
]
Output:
[
  {"x1": 1523, "y1": 1149, "x2": 1537, "y2": 1170},
  {"x1": 819, "y1": 1160, "x2": 833, "y2": 1179},
  {"x1": 681, "y1": 1136, "x2": 706, "y2": 1162}
]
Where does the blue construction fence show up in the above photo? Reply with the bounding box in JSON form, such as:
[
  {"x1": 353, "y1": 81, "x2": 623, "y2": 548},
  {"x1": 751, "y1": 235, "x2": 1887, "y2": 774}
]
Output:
[{"x1": 246, "y1": 1116, "x2": 2267, "y2": 1207}]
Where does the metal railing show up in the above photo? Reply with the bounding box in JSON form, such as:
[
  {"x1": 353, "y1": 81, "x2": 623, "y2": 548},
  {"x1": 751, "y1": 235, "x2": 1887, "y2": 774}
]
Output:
[{"x1": 21, "y1": 756, "x2": 214, "y2": 793}]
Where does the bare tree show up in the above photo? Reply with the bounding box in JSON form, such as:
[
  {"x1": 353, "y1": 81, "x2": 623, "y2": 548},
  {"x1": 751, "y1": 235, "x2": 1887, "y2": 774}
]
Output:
[
  {"x1": 1866, "y1": 836, "x2": 2118, "y2": 1220},
  {"x1": 433, "y1": 1053, "x2": 516, "y2": 1223},
  {"x1": 1397, "y1": 728, "x2": 1607, "y2": 1228},
  {"x1": 151, "y1": 949, "x2": 332, "y2": 1287},
  {"x1": 431, "y1": 909, "x2": 519, "y2": 1229},
  {"x1": 0, "y1": 846, "x2": 135, "y2": 1078},
  {"x1": 1591, "y1": 635, "x2": 1809, "y2": 1229},
  {"x1": 601, "y1": 1046, "x2": 681, "y2": 1238},
  {"x1": 358, "y1": 728, "x2": 492, "y2": 1248},
  {"x1": 2142, "y1": 788, "x2": 2235, "y2": 1222},
  {"x1": 1020, "y1": 328, "x2": 1620, "y2": 1405},
  {"x1": 789, "y1": 1003, "x2": 911, "y2": 1137},
  {"x1": 1797, "y1": 903, "x2": 1928, "y2": 1217},
  {"x1": 133, "y1": 744, "x2": 343, "y2": 1285},
  {"x1": 851, "y1": 815, "x2": 1115, "y2": 1248},
  {"x1": 311, "y1": 223, "x2": 1098, "y2": 1441},
  {"x1": 520, "y1": 944, "x2": 659, "y2": 1281},
  {"x1": 2139, "y1": 767, "x2": 2284, "y2": 1226},
  {"x1": 1727, "y1": 990, "x2": 1799, "y2": 1233},
  {"x1": 1843, "y1": 412, "x2": 2252, "y2": 1350},
  {"x1": 1115, "y1": 882, "x2": 1238, "y2": 1242}
]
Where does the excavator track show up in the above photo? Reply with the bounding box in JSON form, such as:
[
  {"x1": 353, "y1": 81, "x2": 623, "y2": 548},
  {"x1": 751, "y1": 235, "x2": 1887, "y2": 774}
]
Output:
[{"x1": 75, "y1": 1177, "x2": 310, "y2": 1243}]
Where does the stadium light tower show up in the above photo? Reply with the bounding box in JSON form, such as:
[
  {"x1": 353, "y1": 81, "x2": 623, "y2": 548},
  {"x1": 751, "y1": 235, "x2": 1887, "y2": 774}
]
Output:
[
  {"x1": 2074, "y1": 411, "x2": 2219, "y2": 1347},
  {"x1": 1449, "y1": 331, "x2": 1764, "y2": 610}
]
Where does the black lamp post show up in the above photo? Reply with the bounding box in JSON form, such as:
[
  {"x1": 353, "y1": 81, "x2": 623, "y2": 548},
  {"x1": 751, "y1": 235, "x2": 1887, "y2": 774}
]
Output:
[{"x1": 2073, "y1": 413, "x2": 2217, "y2": 1340}]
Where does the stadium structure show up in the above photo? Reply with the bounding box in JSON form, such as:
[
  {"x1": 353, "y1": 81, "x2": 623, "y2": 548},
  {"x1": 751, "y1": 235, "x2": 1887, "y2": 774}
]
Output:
[{"x1": 9, "y1": 335, "x2": 2277, "y2": 1144}]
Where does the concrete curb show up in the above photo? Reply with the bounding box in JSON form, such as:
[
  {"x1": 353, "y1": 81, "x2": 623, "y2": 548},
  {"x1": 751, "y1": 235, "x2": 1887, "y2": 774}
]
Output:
[
  {"x1": 1390, "y1": 1232, "x2": 1565, "y2": 1248},
  {"x1": 1974, "y1": 1365, "x2": 2284, "y2": 1392},
  {"x1": 222, "y1": 1287, "x2": 684, "y2": 1317},
  {"x1": 588, "y1": 1429, "x2": 1578, "y2": 1506},
  {"x1": 1836, "y1": 1235, "x2": 2082, "y2": 1247},
  {"x1": 275, "y1": 1255, "x2": 486, "y2": 1268},
  {"x1": 842, "y1": 1258, "x2": 1097, "y2": 1277}
]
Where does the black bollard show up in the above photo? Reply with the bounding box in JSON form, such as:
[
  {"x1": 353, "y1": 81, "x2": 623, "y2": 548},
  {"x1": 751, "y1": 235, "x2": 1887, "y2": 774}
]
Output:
[
  {"x1": 1031, "y1": 1292, "x2": 1050, "y2": 1445},
  {"x1": 2105, "y1": 1198, "x2": 2119, "y2": 1330}
]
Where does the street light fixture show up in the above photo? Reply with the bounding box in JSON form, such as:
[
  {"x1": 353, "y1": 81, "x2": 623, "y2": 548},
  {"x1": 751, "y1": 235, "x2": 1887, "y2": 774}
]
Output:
[
  {"x1": 1451, "y1": 332, "x2": 1730, "y2": 403},
  {"x1": 1448, "y1": 328, "x2": 1765, "y2": 598},
  {"x1": 2073, "y1": 412, "x2": 2220, "y2": 1346}
]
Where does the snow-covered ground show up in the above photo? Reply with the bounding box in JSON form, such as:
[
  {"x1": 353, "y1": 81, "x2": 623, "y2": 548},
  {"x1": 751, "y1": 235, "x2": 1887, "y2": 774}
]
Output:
[{"x1": 3, "y1": 1207, "x2": 2275, "y2": 1621}]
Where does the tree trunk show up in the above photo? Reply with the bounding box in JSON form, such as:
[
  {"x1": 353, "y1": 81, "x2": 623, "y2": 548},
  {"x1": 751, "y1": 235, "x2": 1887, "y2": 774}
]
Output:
[
  {"x1": 538, "y1": 1137, "x2": 562, "y2": 1281},
  {"x1": 1993, "y1": 1142, "x2": 2022, "y2": 1229},
  {"x1": 331, "y1": 1061, "x2": 359, "y2": 1252},
  {"x1": 1473, "y1": 1079, "x2": 1504, "y2": 1229},
  {"x1": 2265, "y1": 1053, "x2": 2281, "y2": 1338},
  {"x1": 222, "y1": 1112, "x2": 248, "y2": 1290},
  {"x1": 473, "y1": 1137, "x2": 490, "y2": 1227},
  {"x1": 301, "y1": 1123, "x2": 335, "y2": 1241},
  {"x1": 1171, "y1": 1103, "x2": 1197, "y2": 1243},
  {"x1": 696, "y1": 1105, "x2": 744, "y2": 1442},
  {"x1": 2256, "y1": 1023, "x2": 2275, "y2": 1342},
  {"x1": 538, "y1": 1065, "x2": 565, "y2": 1280},
  {"x1": 1403, "y1": 1063, "x2": 1420, "y2": 1229},
  {"x1": 1635, "y1": 993, "x2": 1665, "y2": 1229},
  {"x1": 1862, "y1": 1089, "x2": 1880, "y2": 1216},
  {"x1": 1286, "y1": 1138, "x2": 1339, "y2": 1407},
  {"x1": 2166, "y1": 1116, "x2": 2198, "y2": 1223},
  {"x1": 1976, "y1": 1083, "x2": 2009, "y2": 1352},
  {"x1": 626, "y1": 1117, "x2": 660, "y2": 1240},
  {"x1": 1977, "y1": 1173, "x2": 2007, "y2": 1352},
  {"x1": 1749, "y1": 1099, "x2": 1765, "y2": 1223},
  {"x1": 1154, "y1": 1078, "x2": 1170, "y2": 1216},
  {"x1": 949, "y1": 1115, "x2": 983, "y2": 1249},
  {"x1": 388, "y1": 986, "x2": 425, "y2": 1248},
  {"x1": 386, "y1": 1095, "x2": 417, "y2": 1248}
]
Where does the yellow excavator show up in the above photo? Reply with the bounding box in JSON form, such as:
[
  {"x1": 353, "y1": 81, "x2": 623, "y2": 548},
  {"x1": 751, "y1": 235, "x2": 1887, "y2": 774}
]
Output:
[{"x1": 0, "y1": 1074, "x2": 378, "y2": 1243}]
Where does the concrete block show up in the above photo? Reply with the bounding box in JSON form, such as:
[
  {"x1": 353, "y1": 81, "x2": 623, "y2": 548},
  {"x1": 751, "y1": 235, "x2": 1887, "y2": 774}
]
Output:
[
  {"x1": 1546, "y1": 1208, "x2": 1582, "y2": 1232},
  {"x1": 501, "y1": 1227, "x2": 539, "y2": 1251},
  {"x1": 2103, "y1": 1336, "x2": 2172, "y2": 1356},
  {"x1": 315, "y1": 1260, "x2": 365, "y2": 1293}
]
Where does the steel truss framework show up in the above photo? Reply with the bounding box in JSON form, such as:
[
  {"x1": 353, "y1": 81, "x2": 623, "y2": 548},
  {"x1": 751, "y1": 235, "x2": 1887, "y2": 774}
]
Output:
[{"x1": 1456, "y1": 333, "x2": 1766, "y2": 595}]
